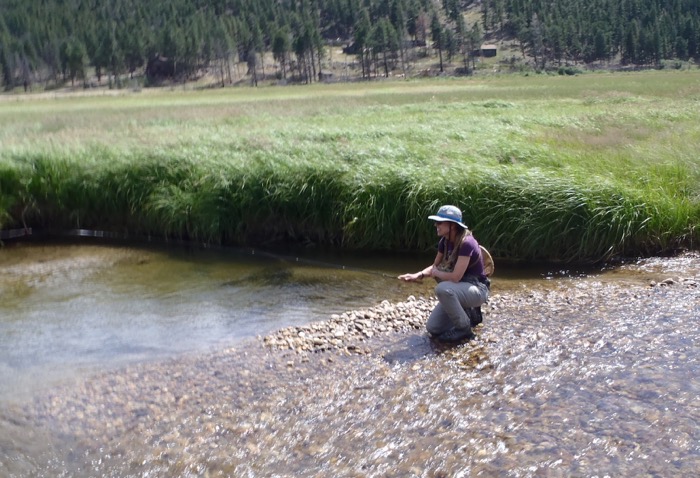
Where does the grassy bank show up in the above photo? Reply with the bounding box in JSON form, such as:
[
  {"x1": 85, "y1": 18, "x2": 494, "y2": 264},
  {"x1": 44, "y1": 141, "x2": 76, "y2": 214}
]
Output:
[{"x1": 1, "y1": 71, "x2": 699, "y2": 262}]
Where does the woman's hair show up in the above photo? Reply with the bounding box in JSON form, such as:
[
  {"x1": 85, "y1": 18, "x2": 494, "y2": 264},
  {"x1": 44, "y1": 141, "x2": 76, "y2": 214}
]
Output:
[{"x1": 441, "y1": 223, "x2": 472, "y2": 270}]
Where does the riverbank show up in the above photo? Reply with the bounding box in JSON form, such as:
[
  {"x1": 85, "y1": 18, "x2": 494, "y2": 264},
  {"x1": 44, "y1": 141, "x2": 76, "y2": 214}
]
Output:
[
  {"x1": 2, "y1": 253, "x2": 698, "y2": 477},
  {"x1": 2, "y1": 72, "x2": 699, "y2": 262}
]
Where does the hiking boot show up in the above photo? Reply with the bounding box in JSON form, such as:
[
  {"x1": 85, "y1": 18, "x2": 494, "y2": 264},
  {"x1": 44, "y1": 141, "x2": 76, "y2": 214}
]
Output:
[
  {"x1": 438, "y1": 326, "x2": 475, "y2": 343},
  {"x1": 467, "y1": 307, "x2": 483, "y2": 327}
]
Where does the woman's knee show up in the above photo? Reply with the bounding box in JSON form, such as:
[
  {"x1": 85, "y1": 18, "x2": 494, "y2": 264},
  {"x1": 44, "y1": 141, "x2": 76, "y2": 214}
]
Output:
[
  {"x1": 436, "y1": 280, "x2": 487, "y2": 308},
  {"x1": 434, "y1": 281, "x2": 455, "y2": 299},
  {"x1": 477, "y1": 283, "x2": 489, "y2": 305}
]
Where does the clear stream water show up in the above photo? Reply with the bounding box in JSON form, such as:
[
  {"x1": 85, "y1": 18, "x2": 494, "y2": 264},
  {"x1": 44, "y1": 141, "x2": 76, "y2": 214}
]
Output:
[
  {"x1": 1, "y1": 241, "x2": 698, "y2": 476},
  {"x1": 0, "y1": 241, "x2": 443, "y2": 403}
]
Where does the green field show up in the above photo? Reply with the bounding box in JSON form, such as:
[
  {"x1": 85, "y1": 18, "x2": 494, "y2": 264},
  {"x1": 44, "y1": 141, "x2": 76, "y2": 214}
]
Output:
[{"x1": 1, "y1": 71, "x2": 699, "y2": 263}]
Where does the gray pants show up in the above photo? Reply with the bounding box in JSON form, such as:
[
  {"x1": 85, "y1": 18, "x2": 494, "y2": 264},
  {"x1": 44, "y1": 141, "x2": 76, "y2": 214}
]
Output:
[{"x1": 427, "y1": 279, "x2": 489, "y2": 336}]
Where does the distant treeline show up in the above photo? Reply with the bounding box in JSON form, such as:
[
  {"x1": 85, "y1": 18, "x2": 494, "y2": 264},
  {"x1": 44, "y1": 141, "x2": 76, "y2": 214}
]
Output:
[{"x1": 1, "y1": 0, "x2": 699, "y2": 89}]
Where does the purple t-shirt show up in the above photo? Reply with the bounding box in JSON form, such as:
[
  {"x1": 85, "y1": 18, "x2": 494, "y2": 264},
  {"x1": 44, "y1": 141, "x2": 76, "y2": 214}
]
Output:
[{"x1": 438, "y1": 234, "x2": 486, "y2": 282}]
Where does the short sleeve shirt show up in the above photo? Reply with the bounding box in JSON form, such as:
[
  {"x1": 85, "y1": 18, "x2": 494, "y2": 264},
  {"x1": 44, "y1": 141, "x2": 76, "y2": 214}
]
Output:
[{"x1": 438, "y1": 234, "x2": 486, "y2": 282}]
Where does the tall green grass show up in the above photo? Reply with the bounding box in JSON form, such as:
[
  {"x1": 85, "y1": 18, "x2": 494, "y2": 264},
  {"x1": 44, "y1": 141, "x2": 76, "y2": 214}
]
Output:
[{"x1": 1, "y1": 71, "x2": 699, "y2": 262}]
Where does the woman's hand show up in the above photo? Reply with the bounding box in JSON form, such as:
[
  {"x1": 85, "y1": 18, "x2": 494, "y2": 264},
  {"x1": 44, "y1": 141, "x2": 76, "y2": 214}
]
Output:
[
  {"x1": 398, "y1": 272, "x2": 421, "y2": 282},
  {"x1": 398, "y1": 269, "x2": 430, "y2": 282}
]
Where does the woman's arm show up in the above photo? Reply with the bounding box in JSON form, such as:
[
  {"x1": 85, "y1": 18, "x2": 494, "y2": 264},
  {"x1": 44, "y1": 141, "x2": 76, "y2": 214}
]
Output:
[
  {"x1": 398, "y1": 252, "x2": 443, "y2": 282},
  {"x1": 431, "y1": 255, "x2": 470, "y2": 283}
]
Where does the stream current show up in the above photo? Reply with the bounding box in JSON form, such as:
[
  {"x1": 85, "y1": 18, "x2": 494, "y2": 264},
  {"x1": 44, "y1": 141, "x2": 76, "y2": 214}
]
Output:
[
  {"x1": 0, "y1": 242, "x2": 698, "y2": 477},
  {"x1": 0, "y1": 241, "x2": 432, "y2": 403}
]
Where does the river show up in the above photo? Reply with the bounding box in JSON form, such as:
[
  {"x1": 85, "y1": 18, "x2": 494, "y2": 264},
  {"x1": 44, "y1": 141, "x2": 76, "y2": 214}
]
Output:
[
  {"x1": 0, "y1": 242, "x2": 698, "y2": 477},
  {"x1": 0, "y1": 241, "x2": 439, "y2": 403}
]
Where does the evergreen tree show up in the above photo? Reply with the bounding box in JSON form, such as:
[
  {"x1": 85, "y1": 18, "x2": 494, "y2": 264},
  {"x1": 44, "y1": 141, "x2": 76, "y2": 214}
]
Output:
[
  {"x1": 247, "y1": 14, "x2": 264, "y2": 82},
  {"x1": 272, "y1": 26, "x2": 291, "y2": 80},
  {"x1": 455, "y1": 14, "x2": 469, "y2": 72},
  {"x1": 547, "y1": 24, "x2": 565, "y2": 65},
  {"x1": 685, "y1": 17, "x2": 698, "y2": 58},
  {"x1": 390, "y1": 0, "x2": 408, "y2": 74},
  {"x1": 60, "y1": 37, "x2": 87, "y2": 86},
  {"x1": 529, "y1": 13, "x2": 544, "y2": 70},
  {"x1": 468, "y1": 21, "x2": 482, "y2": 70},
  {"x1": 443, "y1": 26, "x2": 457, "y2": 63},
  {"x1": 293, "y1": 22, "x2": 313, "y2": 83},
  {"x1": 370, "y1": 17, "x2": 399, "y2": 77},
  {"x1": 0, "y1": 37, "x2": 13, "y2": 89},
  {"x1": 353, "y1": 10, "x2": 371, "y2": 79},
  {"x1": 121, "y1": 20, "x2": 147, "y2": 79},
  {"x1": 39, "y1": 32, "x2": 62, "y2": 85},
  {"x1": 94, "y1": 21, "x2": 123, "y2": 84},
  {"x1": 592, "y1": 28, "x2": 609, "y2": 63},
  {"x1": 159, "y1": 23, "x2": 183, "y2": 78},
  {"x1": 430, "y1": 13, "x2": 444, "y2": 72},
  {"x1": 1, "y1": 0, "x2": 699, "y2": 89}
]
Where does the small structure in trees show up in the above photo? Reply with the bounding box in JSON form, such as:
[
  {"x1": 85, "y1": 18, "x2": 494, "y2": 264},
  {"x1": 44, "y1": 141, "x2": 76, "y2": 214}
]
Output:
[{"x1": 480, "y1": 44, "x2": 497, "y2": 57}]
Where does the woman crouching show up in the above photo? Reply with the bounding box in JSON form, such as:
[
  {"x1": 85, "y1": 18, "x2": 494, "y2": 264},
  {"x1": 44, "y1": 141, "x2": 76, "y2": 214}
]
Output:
[{"x1": 399, "y1": 205, "x2": 490, "y2": 342}]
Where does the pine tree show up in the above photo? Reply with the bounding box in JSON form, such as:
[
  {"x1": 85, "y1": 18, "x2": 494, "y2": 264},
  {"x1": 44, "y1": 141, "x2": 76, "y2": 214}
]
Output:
[
  {"x1": 371, "y1": 17, "x2": 398, "y2": 77},
  {"x1": 530, "y1": 13, "x2": 544, "y2": 70},
  {"x1": 353, "y1": 10, "x2": 371, "y2": 79},
  {"x1": 121, "y1": 19, "x2": 147, "y2": 79},
  {"x1": 0, "y1": 37, "x2": 13, "y2": 90},
  {"x1": 430, "y1": 13, "x2": 444, "y2": 72},
  {"x1": 272, "y1": 26, "x2": 291, "y2": 80},
  {"x1": 61, "y1": 37, "x2": 87, "y2": 86}
]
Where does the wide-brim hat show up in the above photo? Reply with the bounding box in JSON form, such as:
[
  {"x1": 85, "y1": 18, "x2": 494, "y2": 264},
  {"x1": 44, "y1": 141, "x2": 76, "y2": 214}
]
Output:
[{"x1": 428, "y1": 205, "x2": 468, "y2": 229}]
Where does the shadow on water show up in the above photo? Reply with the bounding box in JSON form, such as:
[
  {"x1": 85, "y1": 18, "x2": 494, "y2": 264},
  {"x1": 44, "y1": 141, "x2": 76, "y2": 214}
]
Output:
[
  {"x1": 381, "y1": 333, "x2": 488, "y2": 366},
  {"x1": 381, "y1": 334, "x2": 437, "y2": 364}
]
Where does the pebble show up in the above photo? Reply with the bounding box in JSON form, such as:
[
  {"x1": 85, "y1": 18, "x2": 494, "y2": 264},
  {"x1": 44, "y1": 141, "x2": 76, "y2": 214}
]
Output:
[
  {"x1": 262, "y1": 270, "x2": 699, "y2": 355},
  {"x1": 262, "y1": 295, "x2": 435, "y2": 354}
]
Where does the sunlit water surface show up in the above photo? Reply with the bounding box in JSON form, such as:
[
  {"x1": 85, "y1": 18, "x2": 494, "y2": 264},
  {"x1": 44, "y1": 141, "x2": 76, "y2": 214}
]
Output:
[
  {"x1": 1, "y1": 243, "x2": 698, "y2": 477},
  {"x1": 0, "y1": 242, "x2": 434, "y2": 402}
]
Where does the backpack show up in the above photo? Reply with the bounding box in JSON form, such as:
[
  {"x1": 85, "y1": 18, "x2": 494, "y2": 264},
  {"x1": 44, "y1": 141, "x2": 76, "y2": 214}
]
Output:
[{"x1": 480, "y1": 245, "x2": 495, "y2": 277}]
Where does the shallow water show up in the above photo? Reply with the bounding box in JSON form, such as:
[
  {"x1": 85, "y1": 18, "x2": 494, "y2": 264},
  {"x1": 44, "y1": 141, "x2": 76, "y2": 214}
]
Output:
[
  {"x1": 0, "y1": 240, "x2": 599, "y2": 404},
  {"x1": 0, "y1": 241, "x2": 439, "y2": 403},
  {"x1": 1, "y1": 244, "x2": 698, "y2": 477}
]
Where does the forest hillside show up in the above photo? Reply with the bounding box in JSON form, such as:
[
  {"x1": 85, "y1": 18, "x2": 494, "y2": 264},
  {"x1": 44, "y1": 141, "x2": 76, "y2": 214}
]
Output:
[{"x1": 1, "y1": 0, "x2": 699, "y2": 91}]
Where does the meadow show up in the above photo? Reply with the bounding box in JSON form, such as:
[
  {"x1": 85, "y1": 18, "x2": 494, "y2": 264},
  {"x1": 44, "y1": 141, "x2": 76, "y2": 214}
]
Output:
[{"x1": 1, "y1": 70, "x2": 699, "y2": 263}]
